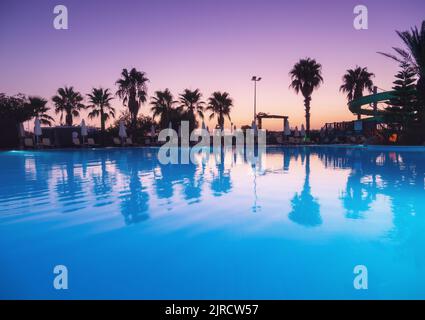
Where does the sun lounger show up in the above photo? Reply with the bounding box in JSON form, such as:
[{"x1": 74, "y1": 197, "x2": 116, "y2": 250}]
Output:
[
  {"x1": 42, "y1": 138, "x2": 53, "y2": 148},
  {"x1": 72, "y1": 138, "x2": 81, "y2": 147},
  {"x1": 147, "y1": 136, "x2": 160, "y2": 146},
  {"x1": 275, "y1": 136, "x2": 284, "y2": 144},
  {"x1": 288, "y1": 137, "x2": 298, "y2": 144},
  {"x1": 24, "y1": 138, "x2": 34, "y2": 148},
  {"x1": 87, "y1": 138, "x2": 99, "y2": 147},
  {"x1": 289, "y1": 137, "x2": 304, "y2": 144},
  {"x1": 126, "y1": 137, "x2": 134, "y2": 146},
  {"x1": 113, "y1": 137, "x2": 122, "y2": 146}
]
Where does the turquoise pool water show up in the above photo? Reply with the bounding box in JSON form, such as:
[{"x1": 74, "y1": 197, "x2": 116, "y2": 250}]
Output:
[{"x1": 0, "y1": 146, "x2": 424, "y2": 299}]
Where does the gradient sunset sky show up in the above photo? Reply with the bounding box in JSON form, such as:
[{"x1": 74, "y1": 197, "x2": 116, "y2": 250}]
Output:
[{"x1": 1, "y1": 0, "x2": 424, "y2": 130}]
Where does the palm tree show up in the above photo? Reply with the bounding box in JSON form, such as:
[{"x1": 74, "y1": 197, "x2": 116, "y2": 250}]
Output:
[
  {"x1": 115, "y1": 68, "x2": 149, "y2": 128},
  {"x1": 179, "y1": 89, "x2": 204, "y2": 132},
  {"x1": 289, "y1": 58, "x2": 323, "y2": 135},
  {"x1": 379, "y1": 20, "x2": 425, "y2": 123},
  {"x1": 206, "y1": 91, "x2": 233, "y2": 130},
  {"x1": 340, "y1": 66, "x2": 375, "y2": 120},
  {"x1": 150, "y1": 89, "x2": 177, "y2": 129},
  {"x1": 26, "y1": 96, "x2": 54, "y2": 126},
  {"x1": 87, "y1": 88, "x2": 115, "y2": 133},
  {"x1": 52, "y1": 86, "x2": 85, "y2": 126}
]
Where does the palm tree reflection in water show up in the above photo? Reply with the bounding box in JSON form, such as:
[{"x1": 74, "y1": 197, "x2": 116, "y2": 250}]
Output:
[
  {"x1": 288, "y1": 149, "x2": 322, "y2": 227},
  {"x1": 8, "y1": 147, "x2": 424, "y2": 231},
  {"x1": 210, "y1": 147, "x2": 232, "y2": 197}
]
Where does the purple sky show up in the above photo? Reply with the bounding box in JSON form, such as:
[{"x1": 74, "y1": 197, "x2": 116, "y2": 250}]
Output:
[{"x1": 1, "y1": 0, "x2": 424, "y2": 129}]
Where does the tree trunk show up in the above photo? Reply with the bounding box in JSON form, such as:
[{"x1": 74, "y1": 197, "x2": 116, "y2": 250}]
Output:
[
  {"x1": 100, "y1": 109, "x2": 106, "y2": 132},
  {"x1": 219, "y1": 114, "x2": 224, "y2": 131},
  {"x1": 128, "y1": 92, "x2": 139, "y2": 132},
  {"x1": 100, "y1": 108, "x2": 106, "y2": 146},
  {"x1": 188, "y1": 110, "x2": 195, "y2": 133},
  {"x1": 131, "y1": 113, "x2": 137, "y2": 131},
  {"x1": 66, "y1": 113, "x2": 72, "y2": 126},
  {"x1": 304, "y1": 96, "x2": 311, "y2": 136}
]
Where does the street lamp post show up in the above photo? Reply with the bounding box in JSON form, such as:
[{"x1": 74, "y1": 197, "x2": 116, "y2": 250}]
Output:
[{"x1": 251, "y1": 76, "x2": 262, "y2": 126}]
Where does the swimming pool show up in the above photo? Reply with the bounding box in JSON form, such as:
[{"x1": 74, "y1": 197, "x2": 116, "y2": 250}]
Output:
[{"x1": 0, "y1": 146, "x2": 424, "y2": 299}]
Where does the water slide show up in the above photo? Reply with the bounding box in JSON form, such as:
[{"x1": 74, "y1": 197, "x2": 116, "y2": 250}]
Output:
[{"x1": 347, "y1": 91, "x2": 395, "y2": 118}]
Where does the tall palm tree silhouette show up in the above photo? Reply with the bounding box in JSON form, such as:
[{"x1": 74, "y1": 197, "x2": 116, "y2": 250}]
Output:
[
  {"x1": 116, "y1": 68, "x2": 148, "y2": 129},
  {"x1": 379, "y1": 20, "x2": 425, "y2": 124},
  {"x1": 179, "y1": 89, "x2": 204, "y2": 132},
  {"x1": 150, "y1": 89, "x2": 178, "y2": 129},
  {"x1": 340, "y1": 66, "x2": 375, "y2": 120},
  {"x1": 26, "y1": 96, "x2": 54, "y2": 126},
  {"x1": 206, "y1": 91, "x2": 233, "y2": 130},
  {"x1": 87, "y1": 88, "x2": 115, "y2": 134},
  {"x1": 289, "y1": 58, "x2": 323, "y2": 136},
  {"x1": 52, "y1": 86, "x2": 85, "y2": 126}
]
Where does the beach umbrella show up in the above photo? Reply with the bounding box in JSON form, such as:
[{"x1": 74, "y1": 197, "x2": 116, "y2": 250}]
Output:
[
  {"x1": 150, "y1": 124, "x2": 156, "y2": 137},
  {"x1": 81, "y1": 120, "x2": 88, "y2": 144},
  {"x1": 34, "y1": 117, "x2": 42, "y2": 145},
  {"x1": 119, "y1": 120, "x2": 127, "y2": 143},
  {"x1": 284, "y1": 119, "x2": 291, "y2": 136},
  {"x1": 294, "y1": 126, "x2": 300, "y2": 137},
  {"x1": 300, "y1": 124, "x2": 306, "y2": 137}
]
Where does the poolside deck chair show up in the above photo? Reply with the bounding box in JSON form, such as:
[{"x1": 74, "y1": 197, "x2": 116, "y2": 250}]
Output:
[
  {"x1": 87, "y1": 138, "x2": 99, "y2": 147},
  {"x1": 24, "y1": 138, "x2": 34, "y2": 149},
  {"x1": 275, "y1": 136, "x2": 284, "y2": 145},
  {"x1": 288, "y1": 137, "x2": 298, "y2": 144},
  {"x1": 72, "y1": 138, "x2": 81, "y2": 147},
  {"x1": 292, "y1": 137, "x2": 303, "y2": 145},
  {"x1": 358, "y1": 136, "x2": 367, "y2": 144},
  {"x1": 144, "y1": 137, "x2": 152, "y2": 145},
  {"x1": 348, "y1": 136, "x2": 357, "y2": 144},
  {"x1": 113, "y1": 137, "x2": 122, "y2": 146},
  {"x1": 125, "y1": 137, "x2": 134, "y2": 146},
  {"x1": 42, "y1": 138, "x2": 53, "y2": 148}
]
